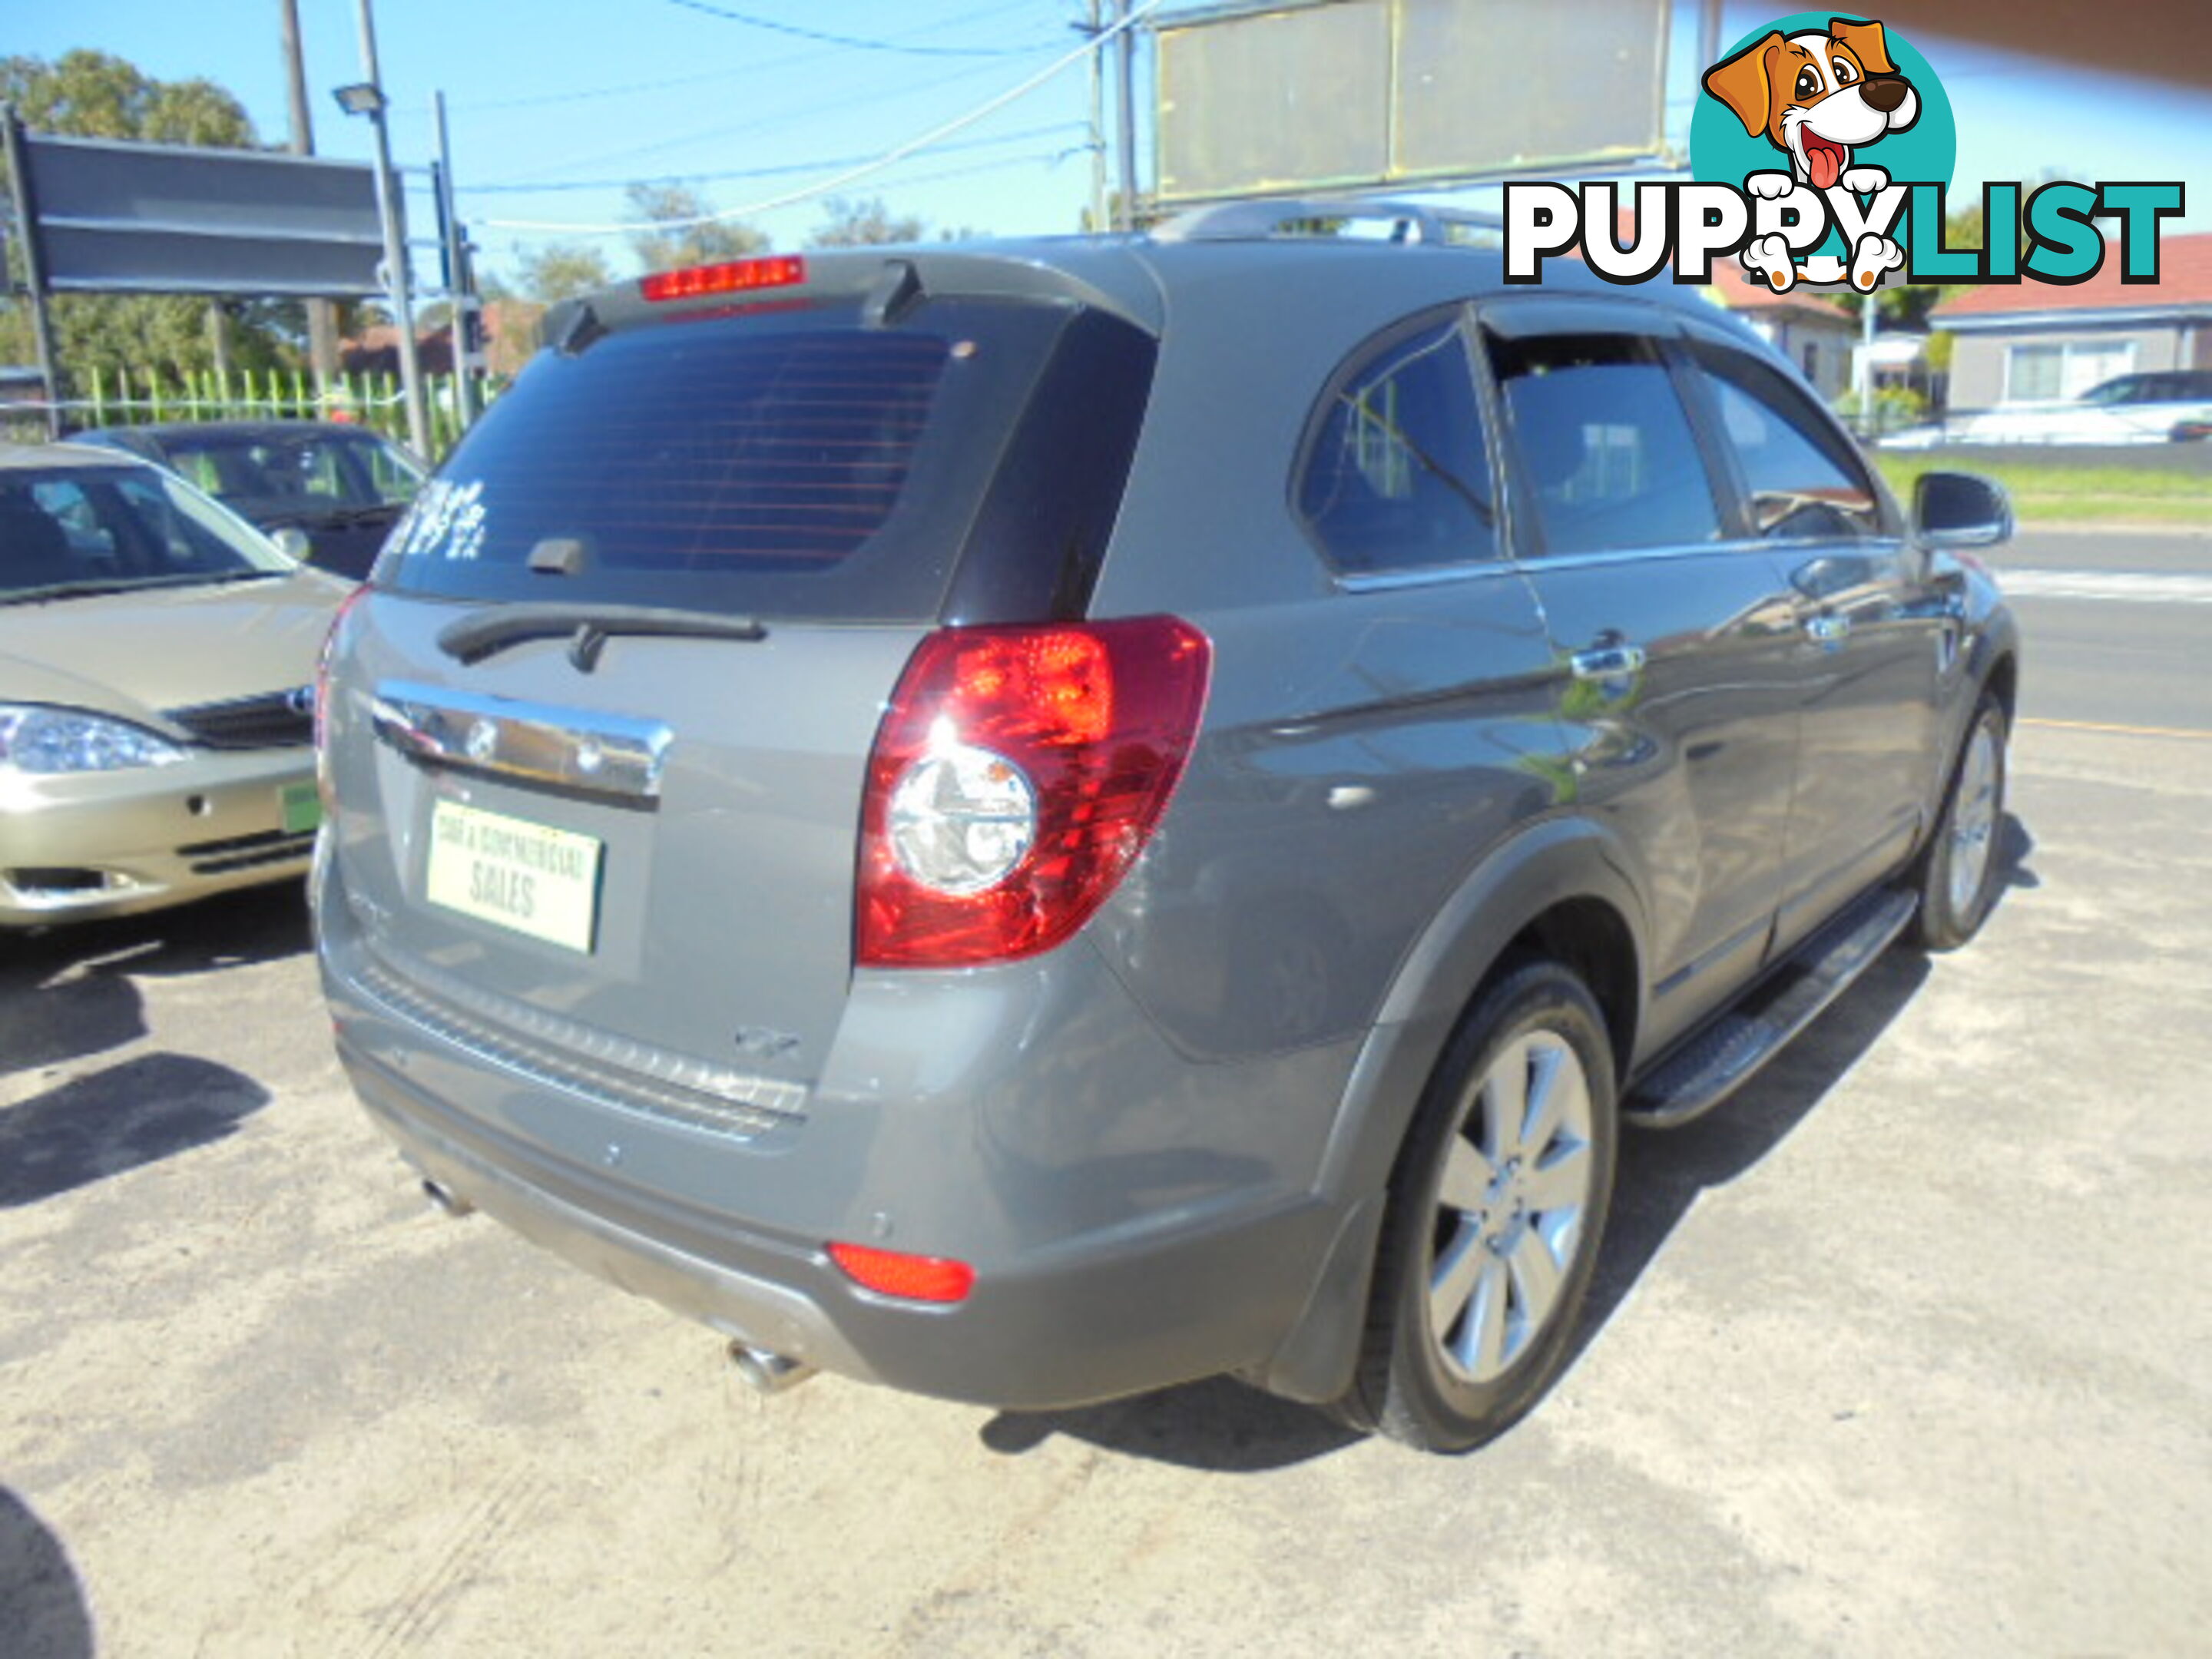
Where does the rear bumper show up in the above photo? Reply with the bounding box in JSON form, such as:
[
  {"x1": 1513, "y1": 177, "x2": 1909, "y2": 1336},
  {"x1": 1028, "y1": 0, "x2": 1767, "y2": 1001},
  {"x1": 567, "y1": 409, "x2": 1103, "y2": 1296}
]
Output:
[
  {"x1": 320, "y1": 864, "x2": 1360, "y2": 1411},
  {"x1": 0, "y1": 749, "x2": 317, "y2": 926},
  {"x1": 335, "y1": 1028, "x2": 1339, "y2": 1409}
]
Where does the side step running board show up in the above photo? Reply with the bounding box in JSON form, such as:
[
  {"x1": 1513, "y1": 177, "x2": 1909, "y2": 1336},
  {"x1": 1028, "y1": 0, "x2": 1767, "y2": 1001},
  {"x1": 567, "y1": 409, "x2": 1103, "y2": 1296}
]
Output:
[{"x1": 1624, "y1": 887, "x2": 1919, "y2": 1130}]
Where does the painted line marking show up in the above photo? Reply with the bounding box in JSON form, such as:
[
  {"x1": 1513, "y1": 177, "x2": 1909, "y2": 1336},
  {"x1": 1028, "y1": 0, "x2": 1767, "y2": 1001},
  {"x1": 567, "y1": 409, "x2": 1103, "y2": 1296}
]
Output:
[
  {"x1": 1998, "y1": 570, "x2": 2212, "y2": 604},
  {"x1": 2020, "y1": 717, "x2": 2212, "y2": 742}
]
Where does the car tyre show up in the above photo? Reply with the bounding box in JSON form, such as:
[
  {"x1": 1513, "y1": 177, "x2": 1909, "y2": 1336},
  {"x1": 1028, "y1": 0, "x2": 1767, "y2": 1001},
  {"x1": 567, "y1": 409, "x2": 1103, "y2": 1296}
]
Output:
[
  {"x1": 1911, "y1": 694, "x2": 2008, "y2": 951},
  {"x1": 1344, "y1": 959, "x2": 1618, "y2": 1453}
]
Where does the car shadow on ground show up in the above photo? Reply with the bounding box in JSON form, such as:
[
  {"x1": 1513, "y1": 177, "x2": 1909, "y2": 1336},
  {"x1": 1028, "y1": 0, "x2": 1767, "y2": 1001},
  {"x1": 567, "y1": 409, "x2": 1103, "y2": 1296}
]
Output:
[
  {"x1": 0, "y1": 884, "x2": 312, "y2": 1078},
  {"x1": 0, "y1": 1486, "x2": 94, "y2": 1659},
  {"x1": 0, "y1": 1052, "x2": 273, "y2": 1209},
  {"x1": 1995, "y1": 813, "x2": 2038, "y2": 892},
  {"x1": 981, "y1": 820, "x2": 2038, "y2": 1473}
]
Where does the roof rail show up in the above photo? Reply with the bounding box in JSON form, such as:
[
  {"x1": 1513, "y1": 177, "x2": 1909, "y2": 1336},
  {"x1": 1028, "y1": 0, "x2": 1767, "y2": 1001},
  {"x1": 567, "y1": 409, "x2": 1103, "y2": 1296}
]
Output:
[{"x1": 1151, "y1": 198, "x2": 1504, "y2": 247}]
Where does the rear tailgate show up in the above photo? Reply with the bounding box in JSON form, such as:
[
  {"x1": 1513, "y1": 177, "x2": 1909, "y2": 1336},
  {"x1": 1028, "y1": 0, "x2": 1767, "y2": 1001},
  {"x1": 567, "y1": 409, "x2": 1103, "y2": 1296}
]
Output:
[
  {"x1": 324, "y1": 598, "x2": 924, "y2": 1114},
  {"x1": 319, "y1": 259, "x2": 1159, "y2": 1149}
]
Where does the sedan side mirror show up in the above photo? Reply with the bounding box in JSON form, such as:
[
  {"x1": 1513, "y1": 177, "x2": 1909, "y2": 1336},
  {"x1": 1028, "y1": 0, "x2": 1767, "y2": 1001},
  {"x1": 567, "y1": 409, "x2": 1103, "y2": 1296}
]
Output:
[
  {"x1": 270, "y1": 525, "x2": 313, "y2": 562},
  {"x1": 1914, "y1": 471, "x2": 2013, "y2": 548}
]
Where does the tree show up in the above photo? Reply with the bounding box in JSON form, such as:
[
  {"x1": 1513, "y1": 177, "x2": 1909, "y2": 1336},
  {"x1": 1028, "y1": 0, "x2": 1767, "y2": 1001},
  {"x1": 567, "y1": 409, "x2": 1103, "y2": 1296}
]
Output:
[
  {"x1": 624, "y1": 183, "x2": 768, "y2": 273},
  {"x1": 512, "y1": 242, "x2": 616, "y2": 303},
  {"x1": 1840, "y1": 175, "x2": 2065, "y2": 334},
  {"x1": 0, "y1": 51, "x2": 292, "y2": 394},
  {"x1": 806, "y1": 196, "x2": 926, "y2": 249}
]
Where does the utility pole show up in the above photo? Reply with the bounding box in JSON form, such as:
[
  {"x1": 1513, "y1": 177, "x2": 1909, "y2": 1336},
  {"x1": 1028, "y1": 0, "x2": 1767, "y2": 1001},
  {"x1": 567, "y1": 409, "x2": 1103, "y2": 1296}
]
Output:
[
  {"x1": 433, "y1": 91, "x2": 476, "y2": 429},
  {"x1": 1114, "y1": 0, "x2": 1139, "y2": 231},
  {"x1": 1086, "y1": 0, "x2": 1108, "y2": 233},
  {"x1": 353, "y1": 0, "x2": 431, "y2": 456},
  {"x1": 279, "y1": 0, "x2": 341, "y2": 388}
]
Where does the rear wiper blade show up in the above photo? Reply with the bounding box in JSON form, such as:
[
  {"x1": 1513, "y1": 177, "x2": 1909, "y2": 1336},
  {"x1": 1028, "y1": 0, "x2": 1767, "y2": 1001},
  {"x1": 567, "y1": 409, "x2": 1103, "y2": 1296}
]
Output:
[{"x1": 437, "y1": 603, "x2": 769, "y2": 671}]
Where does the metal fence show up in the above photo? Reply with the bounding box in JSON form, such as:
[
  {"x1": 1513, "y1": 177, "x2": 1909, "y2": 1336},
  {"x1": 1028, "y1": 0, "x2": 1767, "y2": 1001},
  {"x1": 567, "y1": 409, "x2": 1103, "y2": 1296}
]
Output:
[{"x1": 3, "y1": 367, "x2": 504, "y2": 458}]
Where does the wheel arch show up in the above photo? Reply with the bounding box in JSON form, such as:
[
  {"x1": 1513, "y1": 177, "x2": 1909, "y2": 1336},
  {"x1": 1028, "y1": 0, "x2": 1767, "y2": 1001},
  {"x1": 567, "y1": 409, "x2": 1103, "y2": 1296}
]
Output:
[
  {"x1": 1918, "y1": 626, "x2": 2019, "y2": 862},
  {"x1": 1980, "y1": 647, "x2": 2019, "y2": 729},
  {"x1": 1251, "y1": 815, "x2": 1647, "y2": 1405}
]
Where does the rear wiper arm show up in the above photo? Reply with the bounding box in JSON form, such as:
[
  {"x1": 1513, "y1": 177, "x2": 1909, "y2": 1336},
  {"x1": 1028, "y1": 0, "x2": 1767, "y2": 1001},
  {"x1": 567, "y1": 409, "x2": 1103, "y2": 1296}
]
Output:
[{"x1": 437, "y1": 603, "x2": 769, "y2": 671}]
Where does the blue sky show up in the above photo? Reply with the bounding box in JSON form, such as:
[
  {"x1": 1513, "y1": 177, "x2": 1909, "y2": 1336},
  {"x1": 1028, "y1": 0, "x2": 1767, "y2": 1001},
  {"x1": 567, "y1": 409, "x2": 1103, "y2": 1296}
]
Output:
[{"x1": 12, "y1": 1, "x2": 2210, "y2": 290}]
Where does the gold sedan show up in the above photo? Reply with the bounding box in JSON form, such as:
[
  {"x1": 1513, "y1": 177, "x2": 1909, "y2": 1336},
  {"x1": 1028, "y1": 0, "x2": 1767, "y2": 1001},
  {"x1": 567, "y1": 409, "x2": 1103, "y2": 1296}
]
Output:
[{"x1": 2, "y1": 441, "x2": 353, "y2": 927}]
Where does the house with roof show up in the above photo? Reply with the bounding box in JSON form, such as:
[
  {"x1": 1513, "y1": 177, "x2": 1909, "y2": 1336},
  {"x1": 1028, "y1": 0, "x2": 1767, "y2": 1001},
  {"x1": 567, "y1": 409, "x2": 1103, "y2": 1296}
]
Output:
[
  {"x1": 1596, "y1": 210, "x2": 1862, "y2": 399},
  {"x1": 340, "y1": 300, "x2": 545, "y2": 380},
  {"x1": 1931, "y1": 230, "x2": 2212, "y2": 409},
  {"x1": 1700, "y1": 260, "x2": 1860, "y2": 400}
]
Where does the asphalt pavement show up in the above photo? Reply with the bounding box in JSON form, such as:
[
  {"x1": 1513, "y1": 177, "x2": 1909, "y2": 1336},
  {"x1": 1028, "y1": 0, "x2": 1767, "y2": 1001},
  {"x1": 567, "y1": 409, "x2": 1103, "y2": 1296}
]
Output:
[{"x1": 1981, "y1": 524, "x2": 2212, "y2": 733}]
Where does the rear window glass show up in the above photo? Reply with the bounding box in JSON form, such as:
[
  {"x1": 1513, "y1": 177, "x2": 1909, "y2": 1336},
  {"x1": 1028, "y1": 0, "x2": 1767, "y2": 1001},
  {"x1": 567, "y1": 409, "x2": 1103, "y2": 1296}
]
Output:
[
  {"x1": 1297, "y1": 315, "x2": 1499, "y2": 575},
  {"x1": 382, "y1": 299, "x2": 1071, "y2": 621},
  {"x1": 161, "y1": 430, "x2": 421, "y2": 515}
]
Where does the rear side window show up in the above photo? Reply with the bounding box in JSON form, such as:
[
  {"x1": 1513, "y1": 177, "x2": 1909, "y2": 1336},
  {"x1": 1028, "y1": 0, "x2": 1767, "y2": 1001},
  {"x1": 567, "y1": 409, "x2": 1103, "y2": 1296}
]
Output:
[
  {"x1": 1486, "y1": 331, "x2": 1722, "y2": 558},
  {"x1": 349, "y1": 435, "x2": 423, "y2": 504},
  {"x1": 1687, "y1": 340, "x2": 1881, "y2": 540},
  {"x1": 1297, "y1": 316, "x2": 1498, "y2": 575},
  {"x1": 382, "y1": 298, "x2": 1081, "y2": 621}
]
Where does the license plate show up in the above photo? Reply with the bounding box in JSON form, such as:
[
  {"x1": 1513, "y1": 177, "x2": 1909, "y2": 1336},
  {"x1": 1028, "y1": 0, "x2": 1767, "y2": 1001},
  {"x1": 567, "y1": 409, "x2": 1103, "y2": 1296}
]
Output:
[
  {"x1": 280, "y1": 781, "x2": 322, "y2": 836},
  {"x1": 426, "y1": 800, "x2": 604, "y2": 953}
]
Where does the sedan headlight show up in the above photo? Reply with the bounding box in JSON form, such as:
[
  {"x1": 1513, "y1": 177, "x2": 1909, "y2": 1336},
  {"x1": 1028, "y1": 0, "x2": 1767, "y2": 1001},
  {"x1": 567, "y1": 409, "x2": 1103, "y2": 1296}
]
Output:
[{"x1": 0, "y1": 705, "x2": 189, "y2": 773}]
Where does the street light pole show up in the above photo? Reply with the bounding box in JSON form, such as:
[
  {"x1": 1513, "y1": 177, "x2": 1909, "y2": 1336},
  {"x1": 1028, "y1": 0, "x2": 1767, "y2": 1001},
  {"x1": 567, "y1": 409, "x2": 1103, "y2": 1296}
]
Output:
[{"x1": 351, "y1": 0, "x2": 431, "y2": 456}]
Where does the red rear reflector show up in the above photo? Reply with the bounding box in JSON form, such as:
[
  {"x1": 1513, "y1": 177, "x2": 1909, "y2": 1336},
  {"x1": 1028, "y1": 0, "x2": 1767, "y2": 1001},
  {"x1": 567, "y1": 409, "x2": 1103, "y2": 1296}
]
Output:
[
  {"x1": 640, "y1": 255, "x2": 807, "y2": 303},
  {"x1": 829, "y1": 1242, "x2": 975, "y2": 1304}
]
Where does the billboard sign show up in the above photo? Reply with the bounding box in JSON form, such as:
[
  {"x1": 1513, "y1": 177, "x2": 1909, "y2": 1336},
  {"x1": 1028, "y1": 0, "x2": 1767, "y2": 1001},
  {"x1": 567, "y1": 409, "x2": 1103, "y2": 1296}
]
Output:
[
  {"x1": 18, "y1": 130, "x2": 384, "y2": 297},
  {"x1": 1155, "y1": 0, "x2": 1671, "y2": 206}
]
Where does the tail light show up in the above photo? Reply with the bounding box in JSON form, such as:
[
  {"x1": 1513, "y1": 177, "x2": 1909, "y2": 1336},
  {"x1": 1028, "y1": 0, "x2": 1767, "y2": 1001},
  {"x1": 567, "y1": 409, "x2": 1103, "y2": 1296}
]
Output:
[
  {"x1": 856, "y1": 617, "x2": 1210, "y2": 968},
  {"x1": 314, "y1": 585, "x2": 370, "y2": 810}
]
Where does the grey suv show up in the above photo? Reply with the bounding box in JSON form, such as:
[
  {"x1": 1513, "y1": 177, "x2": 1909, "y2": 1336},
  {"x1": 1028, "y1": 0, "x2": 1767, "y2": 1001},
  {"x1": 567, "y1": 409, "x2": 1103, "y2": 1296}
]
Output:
[{"x1": 314, "y1": 204, "x2": 2019, "y2": 1452}]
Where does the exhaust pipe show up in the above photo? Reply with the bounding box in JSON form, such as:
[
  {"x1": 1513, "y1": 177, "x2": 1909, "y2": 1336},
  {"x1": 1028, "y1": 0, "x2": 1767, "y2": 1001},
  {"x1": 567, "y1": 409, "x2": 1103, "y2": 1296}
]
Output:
[
  {"x1": 421, "y1": 1177, "x2": 475, "y2": 1218},
  {"x1": 727, "y1": 1339, "x2": 816, "y2": 1395}
]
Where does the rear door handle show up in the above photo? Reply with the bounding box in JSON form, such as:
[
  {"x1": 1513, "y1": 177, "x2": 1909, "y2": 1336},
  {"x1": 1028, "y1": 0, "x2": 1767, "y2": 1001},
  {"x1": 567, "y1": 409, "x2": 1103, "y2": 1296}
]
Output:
[{"x1": 1569, "y1": 643, "x2": 1647, "y2": 680}]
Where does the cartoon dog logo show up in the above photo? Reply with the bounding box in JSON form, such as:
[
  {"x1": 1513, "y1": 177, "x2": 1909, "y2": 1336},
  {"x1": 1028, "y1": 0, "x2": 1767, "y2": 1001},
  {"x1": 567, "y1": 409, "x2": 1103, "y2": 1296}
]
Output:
[{"x1": 1703, "y1": 17, "x2": 1920, "y2": 293}]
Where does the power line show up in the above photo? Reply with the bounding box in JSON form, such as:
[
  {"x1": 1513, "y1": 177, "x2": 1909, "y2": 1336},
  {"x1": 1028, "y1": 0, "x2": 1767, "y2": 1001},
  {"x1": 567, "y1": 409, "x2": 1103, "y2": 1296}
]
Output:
[
  {"x1": 478, "y1": 144, "x2": 1088, "y2": 271},
  {"x1": 462, "y1": 122, "x2": 1087, "y2": 195},
  {"x1": 480, "y1": 0, "x2": 1161, "y2": 235},
  {"x1": 470, "y1": 51, "x2": 1021, "y2": 188},
  {"x1": 460, "y1": 1, "x2": 1059, "y2": 112},
  {"x1": 661, "y1": 0, "x2": 1058, "y2": 58},
  {"x1": 462, "y1": 61, "x2": 825, "y2": 116}
]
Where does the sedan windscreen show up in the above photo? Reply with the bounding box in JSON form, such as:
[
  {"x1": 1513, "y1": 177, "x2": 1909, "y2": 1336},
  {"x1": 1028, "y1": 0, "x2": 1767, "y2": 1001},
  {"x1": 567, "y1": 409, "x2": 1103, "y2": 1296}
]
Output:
[{"x1": 1, "y1": 467, "x2": 293, "y2": 602}]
